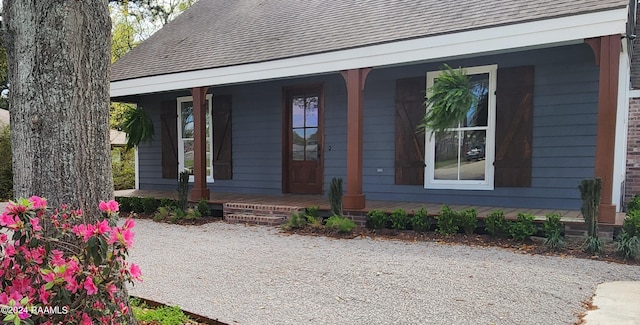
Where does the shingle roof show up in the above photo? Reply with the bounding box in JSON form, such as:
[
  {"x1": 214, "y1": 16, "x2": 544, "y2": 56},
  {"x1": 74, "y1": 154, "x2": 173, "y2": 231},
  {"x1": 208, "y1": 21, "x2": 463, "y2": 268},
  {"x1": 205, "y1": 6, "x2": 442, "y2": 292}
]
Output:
[{"x1": 111, "y1": 0, "x2": 628, "y2": 82}]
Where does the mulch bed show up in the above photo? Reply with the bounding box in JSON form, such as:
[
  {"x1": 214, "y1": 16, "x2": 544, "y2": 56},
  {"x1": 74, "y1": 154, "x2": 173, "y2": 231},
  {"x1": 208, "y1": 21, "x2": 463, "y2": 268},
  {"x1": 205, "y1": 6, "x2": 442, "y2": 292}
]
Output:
[
  {"x1": 283, "y1": 227, "x2": 640, "y2": 266},
  {"x1": 123, "y1": 211, "x2": 639, "y2": 265},
  {"x1": 133, "y1": 296, "x2": 228, "y2": 325}
]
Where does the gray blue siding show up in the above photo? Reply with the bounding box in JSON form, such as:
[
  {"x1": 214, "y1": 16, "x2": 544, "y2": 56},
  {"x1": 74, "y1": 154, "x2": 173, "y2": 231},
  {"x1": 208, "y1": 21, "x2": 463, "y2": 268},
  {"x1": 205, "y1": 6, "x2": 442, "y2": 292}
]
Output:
[{"x1": 136, "y1": 43, "x2": 598, "y2": 210}]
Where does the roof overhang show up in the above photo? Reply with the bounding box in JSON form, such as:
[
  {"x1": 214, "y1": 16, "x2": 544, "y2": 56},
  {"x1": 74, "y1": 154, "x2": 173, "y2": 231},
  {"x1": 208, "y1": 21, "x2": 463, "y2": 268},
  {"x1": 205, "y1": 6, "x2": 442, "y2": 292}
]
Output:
[{"x1": 110, "y1": 8, "x2": 629, "y2": 98}]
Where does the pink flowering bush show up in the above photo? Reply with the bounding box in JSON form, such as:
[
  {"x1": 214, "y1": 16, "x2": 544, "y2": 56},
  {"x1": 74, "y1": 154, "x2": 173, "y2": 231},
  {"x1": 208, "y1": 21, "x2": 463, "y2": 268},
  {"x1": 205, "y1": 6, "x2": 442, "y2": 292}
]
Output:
[{"x1": 0, "y1": 196, "x2": 141, "y2": 324}]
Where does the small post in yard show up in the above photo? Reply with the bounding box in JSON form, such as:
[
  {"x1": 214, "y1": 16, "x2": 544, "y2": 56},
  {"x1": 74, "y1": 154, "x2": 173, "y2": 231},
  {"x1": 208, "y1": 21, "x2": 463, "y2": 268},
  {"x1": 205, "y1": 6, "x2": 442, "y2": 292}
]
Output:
[{"x1": 579, "y1": 178, "x2": 602, "y2": 253}]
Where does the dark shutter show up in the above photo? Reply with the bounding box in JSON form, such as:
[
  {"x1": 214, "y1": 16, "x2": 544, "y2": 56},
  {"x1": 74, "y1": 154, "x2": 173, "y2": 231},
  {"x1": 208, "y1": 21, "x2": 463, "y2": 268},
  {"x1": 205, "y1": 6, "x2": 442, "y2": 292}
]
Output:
[
  {"x1": 213, "y1": 95, "x2": 232, "y2": 180},
  {"x1": 495, "y1": 66, "x2": 534, "y2": 187},
  {"x1": 160, "y1": 100, "x2": 178, "y2": 179},
  {"x1": 395, "y1": 77, "x2": 426, "y2": 185}
]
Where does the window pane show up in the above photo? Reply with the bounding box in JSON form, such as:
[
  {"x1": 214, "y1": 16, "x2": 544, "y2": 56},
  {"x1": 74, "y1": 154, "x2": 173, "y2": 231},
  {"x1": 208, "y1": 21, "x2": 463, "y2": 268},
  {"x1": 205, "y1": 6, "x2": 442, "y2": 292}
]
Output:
[
  {"x1": 292, "y1": 128, "x2": 305, "y2": 161},
  {"x1": 463, "y1": 74, "x2": 489, "y2": 127},
  {"x1": 461, "y1": 130, "x2": 486, "y2": 180},
  {"x1": 305, "y1": 128, "x2": 318, "y2": 161},
  {"x1": 305, "y1": 96, "x2": 319, "y2": 127},
  {"x1": 183, "y1": 139, "x2": 194, "y2": 175},
  {"x1": 181, "y1": 102, "x2": 194, "y2": 138},
  {"x1": 434, "y1": 131, "x2": 459, "y2": 180},
  {"x1": 292, "y1": 97, "x2": 305, "y2": 128}
]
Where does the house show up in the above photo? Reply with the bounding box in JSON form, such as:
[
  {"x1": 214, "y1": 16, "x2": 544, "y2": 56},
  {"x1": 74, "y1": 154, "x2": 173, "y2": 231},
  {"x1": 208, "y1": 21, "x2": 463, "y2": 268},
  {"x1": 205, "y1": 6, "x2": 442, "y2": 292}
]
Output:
[{"x1": 110, "y1": 0, "x2": 637, "y2": 224}]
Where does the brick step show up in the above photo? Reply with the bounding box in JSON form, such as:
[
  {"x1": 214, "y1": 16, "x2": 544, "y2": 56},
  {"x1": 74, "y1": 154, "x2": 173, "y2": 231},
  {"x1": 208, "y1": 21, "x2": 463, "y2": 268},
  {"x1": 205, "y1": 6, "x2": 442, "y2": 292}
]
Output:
[
  {"x1": 223, "y1": 202, "x2": 302, "y2": 226},
  {"x1": 224, "y1": 214, "x2": 288, "y2": 226}
]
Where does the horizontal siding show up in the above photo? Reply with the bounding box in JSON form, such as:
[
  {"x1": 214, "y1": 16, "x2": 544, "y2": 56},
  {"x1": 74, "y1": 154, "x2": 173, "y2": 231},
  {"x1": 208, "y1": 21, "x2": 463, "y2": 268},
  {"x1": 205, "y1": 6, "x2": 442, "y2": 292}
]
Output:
[
  {"x1": 360, "y1": 43, "x2": 598, "y2": 210},
  {"x1": 137, "y1": 43, "x2": 598, "y2": 210}
]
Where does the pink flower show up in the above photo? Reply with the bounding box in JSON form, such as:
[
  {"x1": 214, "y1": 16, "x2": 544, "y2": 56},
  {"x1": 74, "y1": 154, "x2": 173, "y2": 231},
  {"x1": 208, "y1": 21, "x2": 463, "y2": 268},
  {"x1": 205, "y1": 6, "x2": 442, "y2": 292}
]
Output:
[
  {"x1": 99, "y1": 200, "x2": 119, "y2": 214},
  {"x1": 121, "y1": 228, "x2": 135, "y2": 248},
  {"x1": 41, "y1": 271, "x2": 55, "y2": 283},
  {"x1": 0, "y1": 233, "x2": 7, "y2": 244},
  {"x1": 72, "y1": 224, "x2": 96, "y2": 242},
  {"x1": 30, "y1": 217, "x2": 42, "y2": 231},
  {"x1": 50, "y1": 250, "x2": 65, "y2": 267},
  {"x1": 95, "y1": 220, "x2": 110, "y2": 235},
  {"x1": 129, "y1": 263, "x2": 142, "y2": 281},
  {"x1": 5, "y1": 244, "x2": 15, "y2": 257},
  {"x1": 18, "y1": 309, "x2": 30, "y2": 320},
  {"x1": 5, "y1": 202, "x2": 26, "y2": 215},
  {"x1": 81, "y1": 313, "x2": 93, "y2": 325},
  {"x1": 0, "y1": 212, "x2": 18, "y2": 228},
  {"x1": 65, "y1": 278, "x2": 80, "y2": 294},
  {"x1": 123, "y1": 218, "x2": 135, "y2": 229},
  {"x1": 39, "y1": 286, "x2": 50, "y2": 305},
  {"x1": 84, "y1": 277, "x2": 98, "y2": 295},
  {"x1": 28, "y1": 196, "x2": 47, "y2": 209}
]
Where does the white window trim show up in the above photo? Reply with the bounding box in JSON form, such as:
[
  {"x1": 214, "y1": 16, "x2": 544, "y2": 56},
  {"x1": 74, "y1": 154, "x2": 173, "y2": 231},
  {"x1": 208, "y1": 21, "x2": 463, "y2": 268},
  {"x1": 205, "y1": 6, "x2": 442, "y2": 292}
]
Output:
[
  {"x1": 177, "y1": 95, "x2": 214, "y2": 183},
  {"x1": 424, "y1": 64, "x2": 497, "y2": 190}
]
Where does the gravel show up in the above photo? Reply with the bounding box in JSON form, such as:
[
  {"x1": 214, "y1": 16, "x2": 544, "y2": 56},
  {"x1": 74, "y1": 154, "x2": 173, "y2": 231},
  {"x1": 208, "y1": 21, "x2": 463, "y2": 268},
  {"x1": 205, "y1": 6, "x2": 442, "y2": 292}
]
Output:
[{"x1": 127, "y1": 219, "x2": 640, "y2": 325}]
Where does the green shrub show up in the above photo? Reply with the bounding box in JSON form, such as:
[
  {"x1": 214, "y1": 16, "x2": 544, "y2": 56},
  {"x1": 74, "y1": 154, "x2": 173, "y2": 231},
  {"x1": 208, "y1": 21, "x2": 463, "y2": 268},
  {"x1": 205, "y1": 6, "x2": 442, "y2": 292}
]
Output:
[
  {"x1": 116, "y1": 196, "x2": 132, "y2": 213},
  {"x1": 616, "y1": 210, "x2": 640, "y2": 260},
  {"x1": 154, "y1": 206, "x2": 172, "y2": 222},
  {"x1": 436, "y1": 205, "x2": 459, "y2": 236},
  {"x1": 160, "y1": 198, "x2": 180, "y2": 210},
  {"x1": 197, "y1": 199, "x2": 211, "y2": 216},
  {"x1": 185, "y1": 208, "x2": 202, "y2": 220},
  {"x1": 583, "y1": 236, "x2": 602, "y2": 254},
  {"x1": 411, "y1": 207, "x2": 430, "y2": 232},
  {"x1": 543, "y1": 213, "x2": 564, "y2": 250},
  {"x1": 389, "y1": 208, "x2": 409, "y2": 230},
  {"x1": 616, "y1": 232, "x2": 640, "y2": 260},
  {"x1": 325, "y1": 215, "x2": 357, "y2": 233},
  {"x1": 0, "y1": 125, "x2": 13, "y2": 200},
  {"x1": 282, "y1": 212, "x2": 307, "y2": 230},
  {"x1": 305, "y1": 206, "x2": 320, "y2": 219},
  {"x1": 458, "y1": 208, "x2": 477, "y2": 235},
  {"x1": 112, "y1": 146, "x2": 135, "y2": 190},
  {"x1": 142, "y1": 196, "x2": 160, "y2": 214},
  {"x1": 622, "y1": 210, "x2": 640, "y2": 237},
  {"x1": 130, "y1": 197, "x2": 145, "y2": 213},
  {"x1": 627, "y1": 194, "x2": 640, "y2": 212},
  {"x1": 509, "y1": 213, "x2": 536, "y2": 242},
  {"x1": 366, "y1": 209, "x2": 388, "y2": 229},
  {"x1": 485, "y1": 210, "x2": 508, "y2": 237}
]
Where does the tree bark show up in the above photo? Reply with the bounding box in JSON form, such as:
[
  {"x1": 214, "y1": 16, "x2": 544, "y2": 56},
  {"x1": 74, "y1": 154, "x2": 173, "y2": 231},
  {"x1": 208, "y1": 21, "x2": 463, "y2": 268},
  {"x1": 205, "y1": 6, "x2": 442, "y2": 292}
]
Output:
[
  {"x1": 4, "y1": 0, "x2": 114, "y2": 216},
  {"x1": 4, "y1": 1, "x2": 136, "y2": 323}
]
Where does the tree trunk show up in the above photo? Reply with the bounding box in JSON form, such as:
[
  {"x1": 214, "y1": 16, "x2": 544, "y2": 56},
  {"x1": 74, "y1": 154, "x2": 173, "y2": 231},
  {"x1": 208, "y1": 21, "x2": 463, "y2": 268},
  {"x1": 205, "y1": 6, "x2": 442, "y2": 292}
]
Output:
[
  {"x1": 3, "y1": 1, "x2": 136, "y2": 323},
  {"x1": 4, "y1": 0, "x2": 113, "y2": 216}
]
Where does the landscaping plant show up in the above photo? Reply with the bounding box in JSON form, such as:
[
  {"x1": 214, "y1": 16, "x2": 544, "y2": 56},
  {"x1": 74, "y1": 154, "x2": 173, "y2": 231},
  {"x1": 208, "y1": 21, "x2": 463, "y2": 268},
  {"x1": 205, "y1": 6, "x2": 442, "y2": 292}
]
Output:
[
  {"x1": 197, "y1": 199, "x2": 211, "y2": 217},
  {"x1": 543, "y1": 213, "x2": 564, "y2": 250},
  {"x1": 177, "y1": 171, "x2": 190, "y2": 211},
  {"x1": 411, "y1": 207, "x2": 430, "y2": 232},
  {"x1": 0, "y1": 125, "x2": 13, "y2": 200},
  {"x1": 616, "y1": 210, "x2": 640, "y2": 260},
  {"x1": 0, "y1": 197, "x2": 141, "y2": 324},
  {"x1": 282, "y1": 211, "x2": 307, "y2": 230},
  {"x1": 131, "y1": 298, "x2": 191, "y2": 325},
  {"x1": 325, "y1": 215, "x2": 357, "y2": 234},
  {"x1": 579, "y1": 178, "x2": 602, "y2": 253},
  {"x1": 484, "y1": 210, "x2": 508, "y2": 237},
  {"x1": 329, "y1": 177, "x2": 344, "y2": 216},
  {"x1": 116, "y1": 196, "x2": 132, "y2": 213},
  {"x1": 627, "y1": 194, "x2": 640, "y2": 212},
  {"x1": 390, "y1": 208, "x2": 410, "y2": 230},
  {"x1": 419, "y1": 64, "x2": 476, "y2": 135},
  {"x1": 436, "y1": 205, "x2": 459, "y2": 236},
  {"x1": 366, "y1": 209, "x2": 388, "y2": 230},
  {"x1": 142, "y1": 196, "x2": 160, "y2": 214},
  {"x1": 304, "y1": 206, "x2": 323, "y2": 228},
  {"x1": 458, "y1": 208, "x2": 477, "y2": 235},
  {"x1": 509, "y1": 213, "x2": 536, "y2": 242}
]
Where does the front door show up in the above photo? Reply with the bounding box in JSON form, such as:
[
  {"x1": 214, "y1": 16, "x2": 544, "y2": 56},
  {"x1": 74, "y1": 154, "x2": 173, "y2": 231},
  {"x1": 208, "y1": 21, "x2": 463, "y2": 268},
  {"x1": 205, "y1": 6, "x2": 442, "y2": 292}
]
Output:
[{"x1": 283, "y1": 86, "x2": 324, "y2": 194}]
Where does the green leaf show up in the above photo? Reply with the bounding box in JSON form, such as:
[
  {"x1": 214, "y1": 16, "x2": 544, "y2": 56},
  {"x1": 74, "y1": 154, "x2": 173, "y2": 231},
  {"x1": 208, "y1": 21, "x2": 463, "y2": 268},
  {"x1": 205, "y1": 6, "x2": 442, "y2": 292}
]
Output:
[
  {"x1": 3, "y1": 314, "x2": 14, "y2": 322},
  {"x1": 44, "y1": 281, "x2": 54, "y2": 290}
]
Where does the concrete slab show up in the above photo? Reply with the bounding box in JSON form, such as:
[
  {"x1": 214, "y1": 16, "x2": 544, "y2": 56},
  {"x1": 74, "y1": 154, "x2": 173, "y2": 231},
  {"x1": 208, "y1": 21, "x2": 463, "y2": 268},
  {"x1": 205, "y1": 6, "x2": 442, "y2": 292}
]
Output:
[{"x1": 583, "y1": 281, "x2": 640, "y2": 325}]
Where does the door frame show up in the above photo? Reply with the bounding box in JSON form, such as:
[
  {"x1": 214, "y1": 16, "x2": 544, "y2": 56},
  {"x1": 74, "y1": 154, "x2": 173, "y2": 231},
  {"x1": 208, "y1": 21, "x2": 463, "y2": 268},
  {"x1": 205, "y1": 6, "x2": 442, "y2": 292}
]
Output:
[{"x1": 281, "y1": 83, "x2": 325, "y2": 194}]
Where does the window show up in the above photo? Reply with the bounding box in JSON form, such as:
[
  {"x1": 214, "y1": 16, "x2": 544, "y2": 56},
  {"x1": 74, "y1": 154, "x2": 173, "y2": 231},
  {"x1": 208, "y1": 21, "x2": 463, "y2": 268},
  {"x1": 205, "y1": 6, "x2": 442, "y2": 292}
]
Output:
[
  {"x1": 177, "y1": 95, "x2": 213, "y2": 182},
  {"x1": 424, "y1": 65, "x2": 497, "y2": 190}
]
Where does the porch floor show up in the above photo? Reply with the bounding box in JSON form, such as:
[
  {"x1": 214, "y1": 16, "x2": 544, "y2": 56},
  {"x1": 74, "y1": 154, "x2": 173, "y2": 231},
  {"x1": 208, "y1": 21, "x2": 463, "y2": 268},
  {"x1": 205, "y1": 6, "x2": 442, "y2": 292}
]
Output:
[{"x1": 112, "y1": 189, "x2": 619, "y2": 225}]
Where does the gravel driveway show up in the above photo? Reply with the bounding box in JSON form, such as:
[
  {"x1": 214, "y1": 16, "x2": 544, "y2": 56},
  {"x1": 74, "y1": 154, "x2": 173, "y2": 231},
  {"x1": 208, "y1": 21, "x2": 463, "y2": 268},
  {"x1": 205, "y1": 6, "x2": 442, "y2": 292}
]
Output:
[{"x1": 127, "y1": 219, "x2": 640, "y2": 325}]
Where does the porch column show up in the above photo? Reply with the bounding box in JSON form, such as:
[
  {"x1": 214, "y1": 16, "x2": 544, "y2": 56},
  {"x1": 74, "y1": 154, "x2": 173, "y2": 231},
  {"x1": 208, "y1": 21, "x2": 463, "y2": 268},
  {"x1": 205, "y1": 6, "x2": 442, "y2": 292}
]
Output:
[
  {"x1": 585, "y1": 35, "x2": 621, "y2": 224},
  {"x1": 190, "y1": 86, "x2": 210, "y2": 201},
  {"x1": 341, "y1": 68, "x2": 372, "y2": 210}
]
